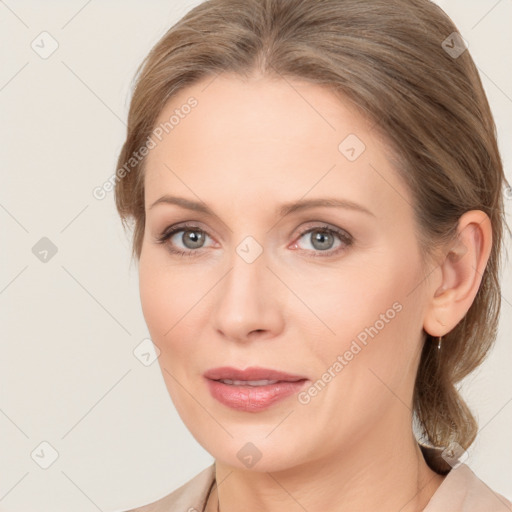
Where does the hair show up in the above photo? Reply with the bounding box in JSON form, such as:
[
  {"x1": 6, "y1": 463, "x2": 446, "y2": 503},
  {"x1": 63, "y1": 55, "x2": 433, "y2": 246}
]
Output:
[{"x1": 114, "y1": 0, "x2": 510, "y2": 451}]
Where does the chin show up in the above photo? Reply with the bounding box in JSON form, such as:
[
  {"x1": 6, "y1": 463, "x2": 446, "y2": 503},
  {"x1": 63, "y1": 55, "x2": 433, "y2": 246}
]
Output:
[{"x1": 195, "y1": 431, "x2": 309, "y2": 473}]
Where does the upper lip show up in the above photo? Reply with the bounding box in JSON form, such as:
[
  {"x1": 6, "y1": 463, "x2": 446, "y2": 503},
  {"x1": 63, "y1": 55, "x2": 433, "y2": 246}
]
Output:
[{"x1": 204, "y1": 366, "x2": 307, "y2": 382}]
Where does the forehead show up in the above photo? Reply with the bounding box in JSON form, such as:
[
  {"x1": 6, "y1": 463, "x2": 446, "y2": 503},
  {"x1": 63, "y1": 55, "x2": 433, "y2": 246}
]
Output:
[
  {"x1": 149, "y1": 73, "x2": 374, "y2": 160},
  {"x1": 144, "y1": 74, "x2": 410, "y2": 220}
]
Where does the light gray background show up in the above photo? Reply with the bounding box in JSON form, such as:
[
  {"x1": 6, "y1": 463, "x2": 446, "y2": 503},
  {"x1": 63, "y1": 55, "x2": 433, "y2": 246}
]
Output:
[{"x1": 0, "y1": 1, "x2": 511, "y2": 511}]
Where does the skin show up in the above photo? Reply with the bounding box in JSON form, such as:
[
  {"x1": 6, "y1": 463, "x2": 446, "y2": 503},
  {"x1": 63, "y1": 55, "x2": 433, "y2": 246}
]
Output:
[{"x1": 138, "y1": 73, "x2": 492, "y2": 512}]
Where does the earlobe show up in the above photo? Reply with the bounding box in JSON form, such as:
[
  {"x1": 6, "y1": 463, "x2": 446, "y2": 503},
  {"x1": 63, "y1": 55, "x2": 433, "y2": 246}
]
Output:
[{"x1": 423, "y1": 210, "x2": 492, "y2": 338}]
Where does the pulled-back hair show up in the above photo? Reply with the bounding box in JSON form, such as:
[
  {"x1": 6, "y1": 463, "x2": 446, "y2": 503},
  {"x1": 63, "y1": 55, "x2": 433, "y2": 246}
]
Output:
[{"x1": 114, "y1": 0, "x2": 510, "y2": 450}]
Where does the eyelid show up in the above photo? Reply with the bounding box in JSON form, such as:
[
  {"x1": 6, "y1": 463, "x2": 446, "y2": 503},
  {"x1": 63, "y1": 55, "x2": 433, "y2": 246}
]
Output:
[
  {"x1": 295, "y1": 222, "x2": 353, "y2": 243},
  {"x1": 156, "y1": 221, "x2": 353, "y2": 257},
  {"x1": 290, "y1": 223, "x2": 353, "y2": 257},
  {"x1": 156, "y1": 222, "x2": 216, "y2": 246},
  {"x1": 157, "y1": 221, "x2": 211, "y2": 239}
]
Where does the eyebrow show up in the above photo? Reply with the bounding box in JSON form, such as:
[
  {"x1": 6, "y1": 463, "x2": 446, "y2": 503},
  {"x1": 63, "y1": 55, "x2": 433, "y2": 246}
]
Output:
[{"x1": 149, "y1": 195, "x2": 375, "y2": 218}]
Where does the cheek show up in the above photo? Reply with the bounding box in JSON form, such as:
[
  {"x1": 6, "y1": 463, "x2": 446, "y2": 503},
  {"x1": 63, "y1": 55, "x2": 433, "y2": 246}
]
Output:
[
  {"x1": 138, "y1": 246, "x2": 198, "y2": 336},
  {"x1": 138, "y1": 253, "x2": 193, "y2": 384},
  {"x1": 296, "y1": 248, "x2": 425, "y2": 389},
  {"x1": 138, "y1": 256, "x2": 169, "y2": 336},
  {"x1": 287, "y1": 259, "x2": 409, "y2": 346},
  {"x1": 138, "y1": 247, "x2": 212, "y2": 373},
  {"x1": 138, "y1": 252, "x2": 205, "y2": 415}
]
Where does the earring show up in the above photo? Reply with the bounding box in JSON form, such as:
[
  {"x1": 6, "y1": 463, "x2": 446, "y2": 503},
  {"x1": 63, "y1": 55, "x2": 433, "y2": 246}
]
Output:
[{"x1": 437, "y1": 336, "x2": 442, "y2": 351}]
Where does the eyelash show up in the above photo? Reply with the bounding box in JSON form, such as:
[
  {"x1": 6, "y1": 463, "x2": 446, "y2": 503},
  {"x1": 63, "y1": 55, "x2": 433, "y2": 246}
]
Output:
[{"x1": 155, "y1": 222, "x2": 353, "y2": 258}]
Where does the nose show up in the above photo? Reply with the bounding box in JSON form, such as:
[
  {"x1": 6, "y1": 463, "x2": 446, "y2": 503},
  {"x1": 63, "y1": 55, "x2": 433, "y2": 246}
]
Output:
[{"x1": 212, "y1": 239, "x2": 285, "y2": 344}]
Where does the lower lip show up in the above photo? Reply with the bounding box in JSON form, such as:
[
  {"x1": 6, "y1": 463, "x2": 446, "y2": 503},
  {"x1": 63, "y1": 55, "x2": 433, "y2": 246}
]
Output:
[{"x1": 205, "y1": 378, "x2": 308, "y2": 412}]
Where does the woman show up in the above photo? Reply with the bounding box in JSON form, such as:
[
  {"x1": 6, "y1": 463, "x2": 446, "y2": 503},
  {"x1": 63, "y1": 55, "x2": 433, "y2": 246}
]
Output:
[{"x1": 114, "y1": 0, "x2": 511, "y2": 510}]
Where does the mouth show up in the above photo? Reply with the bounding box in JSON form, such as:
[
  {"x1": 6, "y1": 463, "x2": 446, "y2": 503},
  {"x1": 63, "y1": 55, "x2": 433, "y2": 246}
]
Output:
[
  {"x1": 215, "y1": 378, "x2": 289, "y2": 386},
  {"x1": 203, "y1": 366, "x2": 307, "y2": 382},
  {"x1": 203, "y1": 366, "x2": 309, "y2": 412}
]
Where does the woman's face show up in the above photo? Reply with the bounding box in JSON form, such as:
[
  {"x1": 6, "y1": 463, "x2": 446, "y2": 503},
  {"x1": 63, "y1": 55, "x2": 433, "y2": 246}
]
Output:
[{"x1": 139, "y1": 74, "x2": 433, "y2": 471}]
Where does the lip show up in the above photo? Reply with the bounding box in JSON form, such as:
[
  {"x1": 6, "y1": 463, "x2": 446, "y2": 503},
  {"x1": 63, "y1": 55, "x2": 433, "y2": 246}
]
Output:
[
  {"x1": 203, "y1": 366, "x2": 307, "y2": 382},
  {"x1": 203, "y1": 366, "x2": 309, "y2": 412}
]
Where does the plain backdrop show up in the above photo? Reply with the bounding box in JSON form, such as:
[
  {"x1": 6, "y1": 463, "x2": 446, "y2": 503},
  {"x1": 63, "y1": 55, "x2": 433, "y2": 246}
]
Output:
[{"x1": 0, "y1": 1, "x2": 511, "y2": 511}]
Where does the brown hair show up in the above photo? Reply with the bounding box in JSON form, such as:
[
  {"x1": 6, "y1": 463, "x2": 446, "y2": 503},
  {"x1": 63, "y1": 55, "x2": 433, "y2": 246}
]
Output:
[{"x1": 114, "y1": 0, "x2": 510, "y2": 450}]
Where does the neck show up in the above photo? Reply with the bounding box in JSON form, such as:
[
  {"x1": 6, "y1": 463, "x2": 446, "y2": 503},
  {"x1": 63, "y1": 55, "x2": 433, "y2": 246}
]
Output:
[{"x1": 207, "y1": 429, "x2": 445, "y2": 512}]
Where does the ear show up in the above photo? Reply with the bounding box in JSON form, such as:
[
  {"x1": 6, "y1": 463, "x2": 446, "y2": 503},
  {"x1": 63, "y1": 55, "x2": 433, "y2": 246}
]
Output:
[{"x1": 423, "y1": 210, "x2": 493, "y2": 337}]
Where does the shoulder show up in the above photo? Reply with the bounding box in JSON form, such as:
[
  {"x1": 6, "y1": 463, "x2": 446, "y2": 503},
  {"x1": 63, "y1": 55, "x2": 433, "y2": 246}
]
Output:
[
  {"x1": 122, "y1": 463, "x2": 216, "y2": 512},
  {"x1": 424, "y1": 462, "x2": 512, "y2": 512}
]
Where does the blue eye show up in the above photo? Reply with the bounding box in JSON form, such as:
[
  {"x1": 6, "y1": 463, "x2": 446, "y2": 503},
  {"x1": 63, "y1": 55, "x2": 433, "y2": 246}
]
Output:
[
  {"x1": 293, "y1": 224, "x2": 353, "y2": 257},
  {"x1": 156, "y1": 223, "x2": 212, "y2": 257},
  {"x1": 156, "y1": 222, "x2": 353, "y2": 258}
]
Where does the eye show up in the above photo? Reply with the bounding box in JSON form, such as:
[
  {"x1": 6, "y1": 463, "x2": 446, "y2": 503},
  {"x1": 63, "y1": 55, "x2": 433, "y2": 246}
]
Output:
[
  {"x1": 155, "y1": 222, "x2": 353, "y2": 258},
  {"x1": 292, "y1": 224, "x2": 353, "y2": 257},
  {"x1": 155, "y1": 223, "x2": 214, "y2": 257}
]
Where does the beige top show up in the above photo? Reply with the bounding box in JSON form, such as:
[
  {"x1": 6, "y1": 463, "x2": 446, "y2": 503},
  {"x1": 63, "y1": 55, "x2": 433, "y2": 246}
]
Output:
[{"x1": 123, "y1": 445, "x2": 512, "y2": 511}]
